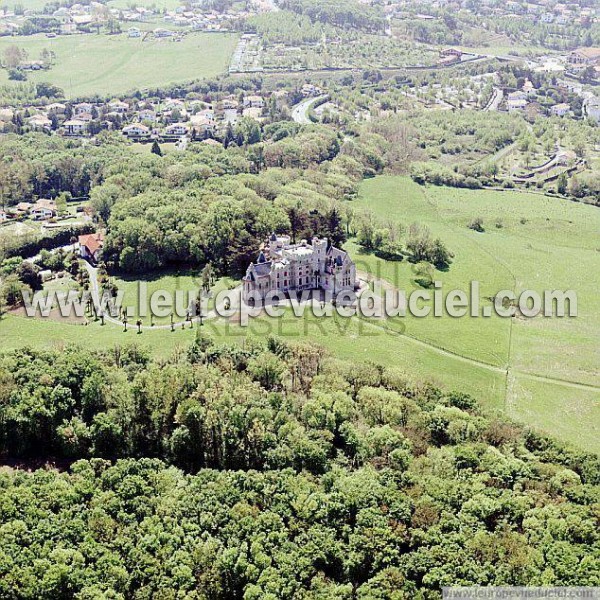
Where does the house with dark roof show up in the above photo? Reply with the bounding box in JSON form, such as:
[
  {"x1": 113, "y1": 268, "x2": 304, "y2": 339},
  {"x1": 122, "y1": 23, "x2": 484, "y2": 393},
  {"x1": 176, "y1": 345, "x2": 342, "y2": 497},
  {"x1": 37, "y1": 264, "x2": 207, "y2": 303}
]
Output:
[{"x1": 242, "y1": 234, "x2": 357, "y2": 303}]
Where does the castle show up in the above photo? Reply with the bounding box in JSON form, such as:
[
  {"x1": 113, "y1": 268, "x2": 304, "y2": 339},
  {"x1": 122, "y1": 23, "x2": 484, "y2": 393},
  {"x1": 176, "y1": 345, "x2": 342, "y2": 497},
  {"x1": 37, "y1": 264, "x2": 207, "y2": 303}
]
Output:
[{"x1": 242, "y1": 234, "x2": 357, "y2": 302}]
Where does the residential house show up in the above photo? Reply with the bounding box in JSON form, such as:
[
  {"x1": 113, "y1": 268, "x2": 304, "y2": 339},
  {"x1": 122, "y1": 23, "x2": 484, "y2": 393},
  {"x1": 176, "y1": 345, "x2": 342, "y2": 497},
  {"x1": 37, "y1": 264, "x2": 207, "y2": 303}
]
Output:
[
  {"x1": 154, "y1": 28, "x2": 174, "y2": 37},
  {"x1": 243, "y1": 95, "x2": 264, "y2": 109},
  {"x1": 222, "y1": 97, "x2": 239, "y2": 110},
  {"x1": 46, "y1": 102, "x2": 67, "y2": 114},
  {"x1": 30, "y1": 199, "x2": 57, "y2": 221},
  {"x1": 78, "y1": 232, "x2": 105, "y2": 263},
  {"x1": 190, "y1": 114, "x2": 214, "y2": 133},
  {"x1": 73, "y1": 102, "x2": 93, "y2": 116},
  {"x1": 550, "y1": 102, "x2": 570, "y2": 116},
  {"x1": 568, "y1": 48, "x2": 600, "y2": 66},
  {"x1": 29, "y1": 114, "x2": 52, "y2": 130},
  {"x1": 63, "y1": 119, "x2": 87, "y2": 136},
  {"x1": 507, "y1": 98, "x2": 527, "y2": 112},
  {"x1": 123, "y1": 123, "x2": 150, "y2": 138},
  {"x1": 522, "y1": 79, "x2": 537, "y2": 98},
  {"x1": 584, "y1": 96, "x2": 600, "y2": 122},
  {"x1": 301, "y1": 83, "x2": 323, "y2": 97},
  {"x1": 540, "y1": 12, "x2": 554, "y2": 22},
  {"x1": 508, "y1": 90, "x2": 528, "y2": 102},
  {"x1": 15, "y1": 202, "x2": 32, "y2": 215},
  {"x1": 109, "y1": 100, "x2": 129, "y2": 114},
  {"x1": 242, "y1": 235, "x2": 357, "y2": 303},
  {"x1": 128, "y1": 26, "x2": 141, "y2": 37},
  {"x1": 242, "y1": 106, "x2": 263, "y2": 119},
  {"x1": 138, "y1": 109, "x2": 157, "y2": 122},
  {"x1": 0, "y1": 211, "x2": 9, "y2": 223},
  {"x1": 164, "y1": 123, "x2": 190, "y2": 136}
]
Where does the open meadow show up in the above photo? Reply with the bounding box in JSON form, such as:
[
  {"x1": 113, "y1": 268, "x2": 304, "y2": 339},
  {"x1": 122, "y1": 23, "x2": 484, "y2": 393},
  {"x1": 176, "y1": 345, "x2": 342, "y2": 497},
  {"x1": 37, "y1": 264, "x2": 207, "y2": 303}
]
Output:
[{"x1": 0, "y1": 32, "x2": 238, "y2": 98}]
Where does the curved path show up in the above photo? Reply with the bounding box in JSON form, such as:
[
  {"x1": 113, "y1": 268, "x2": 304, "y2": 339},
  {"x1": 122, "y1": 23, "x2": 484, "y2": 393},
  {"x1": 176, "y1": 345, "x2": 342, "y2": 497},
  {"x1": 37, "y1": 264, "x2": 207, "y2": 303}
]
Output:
[{"x1": 291, "y1": 95, "x2": 329, "y2": 124}]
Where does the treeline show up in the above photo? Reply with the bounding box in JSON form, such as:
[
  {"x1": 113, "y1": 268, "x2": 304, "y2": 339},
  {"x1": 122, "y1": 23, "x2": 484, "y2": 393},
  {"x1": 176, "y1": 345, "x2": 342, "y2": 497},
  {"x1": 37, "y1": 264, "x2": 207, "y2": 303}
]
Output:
[
  {"x1": 0, "y1": 338, "x2": 598, "y2": 597},
  {"x1": 0, "y1": 133, "x2": 126, "y2": 204},
  {"x1": 277, "y1": 0, "x2": 386, "y2": 33},
  {"x1": 96, "y1": 126, "x2": 387, "y2": 274}
]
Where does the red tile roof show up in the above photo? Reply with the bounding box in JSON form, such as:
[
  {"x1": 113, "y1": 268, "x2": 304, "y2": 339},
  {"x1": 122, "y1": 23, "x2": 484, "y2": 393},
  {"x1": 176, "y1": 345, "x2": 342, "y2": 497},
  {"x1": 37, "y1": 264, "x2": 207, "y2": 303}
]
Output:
[{"x1": 79, "y1": 232, "x2": 105, "y2": 256}]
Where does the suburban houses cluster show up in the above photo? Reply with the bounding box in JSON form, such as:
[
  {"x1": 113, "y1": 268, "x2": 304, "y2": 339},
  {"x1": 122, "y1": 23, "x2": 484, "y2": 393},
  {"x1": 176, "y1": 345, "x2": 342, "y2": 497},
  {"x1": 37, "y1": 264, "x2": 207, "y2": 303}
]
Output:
[
  {"x1": 0, "y1": 93, "x2": 279, "y2": 140},
  {"x1": 0, "y1": 83, "x2": 332, "y2": 141},
  {"x1": 390, "y1": 0, "x2": 597, "y2": 25},
  {"x1": 0, "y1": 199, "x2": 58, "y2": 224}
]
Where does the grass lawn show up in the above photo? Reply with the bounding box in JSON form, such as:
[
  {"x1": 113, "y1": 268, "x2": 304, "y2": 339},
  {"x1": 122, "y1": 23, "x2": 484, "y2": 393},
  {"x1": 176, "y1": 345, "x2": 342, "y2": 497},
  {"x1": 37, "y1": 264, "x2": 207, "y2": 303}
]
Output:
[
  {"x1": 1, "y1": 177, "x2": 598, "y2": 452},
  {"x1": 0, "y1": 32, "x2": 238, "y2": 98},
  {"x1": 111, "y1": 271, "x2": 236, "y2": 324}
]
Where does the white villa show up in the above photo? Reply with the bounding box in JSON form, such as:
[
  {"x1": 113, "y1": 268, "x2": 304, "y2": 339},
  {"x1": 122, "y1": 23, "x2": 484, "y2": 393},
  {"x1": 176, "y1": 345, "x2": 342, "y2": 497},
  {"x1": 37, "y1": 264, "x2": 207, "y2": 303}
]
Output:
[{"x1": 242, "y1": 234, "x2": 357, "y2": 303}]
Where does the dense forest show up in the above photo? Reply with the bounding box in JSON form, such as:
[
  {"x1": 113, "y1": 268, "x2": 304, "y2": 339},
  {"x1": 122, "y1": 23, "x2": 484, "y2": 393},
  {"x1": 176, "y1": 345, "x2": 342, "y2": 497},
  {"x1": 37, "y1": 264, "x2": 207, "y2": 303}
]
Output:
[{"x1": 0, "y1": 337, "x2": 598, "y2": 597}]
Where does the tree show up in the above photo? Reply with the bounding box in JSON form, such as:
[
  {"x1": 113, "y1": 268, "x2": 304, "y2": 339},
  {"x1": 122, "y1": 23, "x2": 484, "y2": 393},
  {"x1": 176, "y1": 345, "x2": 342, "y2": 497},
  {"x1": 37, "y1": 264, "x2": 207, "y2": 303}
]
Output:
[
  {"x1": 557, "y1": 173, "x2": 568, "y2": 195},
  {"x1": 151, "y1": 140, "x2": 163, "y2": 156}
]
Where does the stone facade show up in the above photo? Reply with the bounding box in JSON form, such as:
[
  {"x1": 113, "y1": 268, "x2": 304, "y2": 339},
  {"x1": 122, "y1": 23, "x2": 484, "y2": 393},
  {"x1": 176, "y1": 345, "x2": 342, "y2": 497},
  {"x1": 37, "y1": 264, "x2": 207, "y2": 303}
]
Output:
[{"x1": 243, "y1": 234, "x2": 357, "y2": 302}]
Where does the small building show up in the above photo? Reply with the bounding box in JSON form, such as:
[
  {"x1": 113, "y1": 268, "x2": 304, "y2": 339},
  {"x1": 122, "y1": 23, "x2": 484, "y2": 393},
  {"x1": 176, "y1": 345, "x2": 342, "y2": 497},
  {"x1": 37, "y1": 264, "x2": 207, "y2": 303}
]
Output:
[
  {"x1": 0, "y1": 211, "x2": 9, "y2": 223},
  {"x1": 439, "y1": 48, "x2": 462, "y2": 58},
  {"x1": 109, "y1": 100, "x2": 129, "y2": 114},
  {"x1": 164, "y1": 123, "x2": 190, "y2": 136},
  {"x1": 123, "y1": 123, "x2": 150, "y2": 138},
  {"x1": 568, "y1": 48, "x2": 600, "y2": 66},
  {"x1": 15, "y1": 202, "x2": 33, "y2": 215},
  {"x1": 29, "y1": 114, "x2": 52, "y2": 130},
  {"x1": 507, "y1": 98, "x2": 527, "y2": 113},
  {"x1": 508, "y1": 90, "x2": 528, "y2": 101},
  {"x1": 63, "y1": 119, "x2": 87, "y2": 136},
  {"x1": 46, "y1": 102, "x2": 67, "y2": 114},
  {"x1": 221, "y1": 97, "x2": 239, "y2": 110},
  {"x1": 242, "y1": 106, "x2": 262, "y2": 120},
  {"x1": 30, "y1": 206, "x2": 56, "y2": 221},
  {"x1": 128, "y1": 27, "x2": 141, "y2": 37},
  {"x1": 550, "y1": 102, "x2": 570, "y2": 116},
  {"x1": 73, "y1": 102, "x2": 93, "y2": 115},
  {"x1": 243, "y1": 95, "x2": 264, "y2": 109},
  {"x1": 154, "y1": 28, "x2": 174, "y2": 37},
  {"x1": 138, "y1": 109, "x2": 157, "y2": 122},
  {"x1": 78, "y1": 232, "x2": 105, "y2": 263},
  {"x1": 584, "y1": 96, "x2": 600, "y2": 122}
]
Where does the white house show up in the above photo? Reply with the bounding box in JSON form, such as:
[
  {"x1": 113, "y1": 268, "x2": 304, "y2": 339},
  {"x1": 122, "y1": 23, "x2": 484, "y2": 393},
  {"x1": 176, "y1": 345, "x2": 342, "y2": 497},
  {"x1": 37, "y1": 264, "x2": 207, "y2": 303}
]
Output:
[
  {"x1": 584, "y1": 96, "x2": 600, "y2": 122},
  {"x1": 507, "y1": 98, "x2": 527, "y2": 112},
  {"x1": 243, "y1": 95, "x2": 264, "y2": 109},
  {"x1": 128, "y1": 27, "x2": 141, "y2": 37},
  {"x1": 30, "y1": 206, "x2": 56, "y2": 221},
  {"x1": 109, "y1": 100, "x2": 129, "y2": 114},
  {"x1": 123, "y1": 123, "x2": 150, "y2": 137},
  {"x1": 46, "y1": 102, "x2": 67, "y2": 114},
  {"x1": 165, "y1": 123, "x2": 190, "y2": 136},
  {"x1": 508, "y1": 90, "x2": 528, "y2": 102},
  {"x1": 73, "y1": 102, "x2": 93, "y2": 115},
  {"x1": 29, "y1": 114, "x2": 52, "y2": 130},
  {"x1": 138, "y1": 109, "x2": 157, "y2": 122},
  {"x1": 550, "y1": 103, "x2": 570, "y2": 116},
  {"x1": 63, "y1": 119, "x2": 87, "y2": 136}
]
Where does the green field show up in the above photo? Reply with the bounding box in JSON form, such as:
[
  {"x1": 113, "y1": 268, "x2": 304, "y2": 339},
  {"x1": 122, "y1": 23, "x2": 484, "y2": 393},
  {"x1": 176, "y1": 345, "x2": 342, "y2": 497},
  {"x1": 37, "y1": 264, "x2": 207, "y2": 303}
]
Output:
[
  {"x1": 0, "y1": 32, "x2": 238, "y2": 98},
  {"x1": 107, "y1": 0, "x2": 182, "y2": 9},
  {"x1": 1, "y1": 177, "x2": 599, "y2": 452}
]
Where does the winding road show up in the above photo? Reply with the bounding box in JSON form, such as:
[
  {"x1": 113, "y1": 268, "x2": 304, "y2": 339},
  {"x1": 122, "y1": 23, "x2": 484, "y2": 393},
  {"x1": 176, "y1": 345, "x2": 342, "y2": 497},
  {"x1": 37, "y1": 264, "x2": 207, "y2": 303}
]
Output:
[{"x1": 291, "y1": 95, "x2": 329, "y2": 124}]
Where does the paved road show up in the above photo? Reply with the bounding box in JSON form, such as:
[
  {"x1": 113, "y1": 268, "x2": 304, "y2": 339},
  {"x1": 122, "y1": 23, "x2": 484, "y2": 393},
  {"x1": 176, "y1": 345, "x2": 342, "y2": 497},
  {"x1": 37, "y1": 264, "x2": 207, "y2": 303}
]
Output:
[{"x1": 291, "y1": 95, "x2": 328, "y2": 124}]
